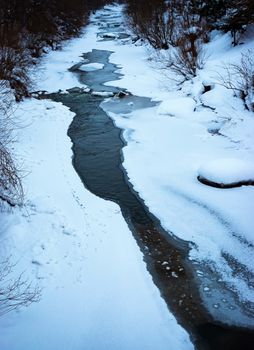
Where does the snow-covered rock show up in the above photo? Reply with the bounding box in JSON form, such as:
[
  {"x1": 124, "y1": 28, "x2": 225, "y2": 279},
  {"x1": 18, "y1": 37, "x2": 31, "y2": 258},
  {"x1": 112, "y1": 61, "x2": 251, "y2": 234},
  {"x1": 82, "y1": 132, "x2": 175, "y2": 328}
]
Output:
[
  {"x1": 198, "y1": 158, "x2": 254, "y2": 188},
  {"x1": 79, "y1": 62, "x2": 104, "y2": 72},
  {"x1": 98, "y1": 32, "x2": 118, "y2": 39}
]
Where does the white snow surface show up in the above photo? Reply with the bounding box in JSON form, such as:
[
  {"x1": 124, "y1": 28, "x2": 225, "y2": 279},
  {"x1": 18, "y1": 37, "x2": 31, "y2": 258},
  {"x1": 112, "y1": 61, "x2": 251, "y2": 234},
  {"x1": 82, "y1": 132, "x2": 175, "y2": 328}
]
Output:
[
  {"x1": 0, "y1": 99, "x2": 192, "y2": 350},
  {"x1": 1, "y1": 2, "x2": 254, "y2": 347},
  {"x1": 0, "y1": 4, "x2": 193, "y2": 350},
  {"x1": 198, "y1": 158, "x2": 254, "y2": 185},
  {"x1": 158, "y1": 97, "x2": 196, "y2": 117}
]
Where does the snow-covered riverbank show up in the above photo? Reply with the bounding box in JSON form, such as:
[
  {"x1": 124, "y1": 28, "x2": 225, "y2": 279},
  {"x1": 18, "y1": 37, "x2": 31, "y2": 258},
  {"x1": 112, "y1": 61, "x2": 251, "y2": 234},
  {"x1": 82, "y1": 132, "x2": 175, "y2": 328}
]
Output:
[
  {"x1": 97, "y1": 6, "x2": 254, "y2": 316},
  {"x1": 0, "y1": 5, "x2": 193, "y2": 350},
  {"x1": 0, "y1": 2, "x2": 254, "y2": 349},
  {"x1": 0, "y1": 97, "x2": 193, "y2": 349}
]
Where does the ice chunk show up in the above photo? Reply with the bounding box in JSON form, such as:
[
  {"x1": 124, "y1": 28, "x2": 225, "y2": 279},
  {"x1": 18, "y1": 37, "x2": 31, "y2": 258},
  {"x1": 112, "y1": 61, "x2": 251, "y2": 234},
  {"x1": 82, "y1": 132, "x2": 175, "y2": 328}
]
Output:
[{"x1": 79, "y1": 63, "x2": 104, "y2": 72}]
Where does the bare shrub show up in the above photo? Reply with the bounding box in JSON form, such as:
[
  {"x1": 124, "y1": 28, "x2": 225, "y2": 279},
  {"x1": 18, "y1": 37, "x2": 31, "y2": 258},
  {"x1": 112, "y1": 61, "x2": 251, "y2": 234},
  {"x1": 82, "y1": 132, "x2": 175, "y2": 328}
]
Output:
[
  {"x1": 0, "y1": 145, "x2": 24, "y2": 207},
  {"x1": 165, "y1": 34, "x2": 207, "y2": 82},
  {"x1": 125, "y1": 0, "x2": 175, "y2": 49},
  {"x1": 0, "y1": 47, "x2": 30, "y2": 101},
  {"x1": 23, "y1": 32, "x2": 49, "y2": 59},
  {"x1": 159, "y1": 7, "x2": 208, "y2": 82},
  {"x1": 0, "y1": 81, "x2": 23, "y2": 207},
  {"x1": 218, "y1": 49, "x2": 254, "y2": 111},
  {"x1": 0, "y1": 258, "x2": 40, "y2": 316},
  {"x1": 125, "y1": 0, "x2": 208, "y2": 82}
]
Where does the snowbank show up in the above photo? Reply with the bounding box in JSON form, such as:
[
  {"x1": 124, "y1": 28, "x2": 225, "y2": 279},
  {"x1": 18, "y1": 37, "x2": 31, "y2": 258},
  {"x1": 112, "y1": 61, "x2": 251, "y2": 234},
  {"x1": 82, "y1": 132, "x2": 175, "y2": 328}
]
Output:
[
  {"x1": 198, "y1": 158, "x2": 254, "y2": 188},
  {"x1": 158, "y1": 97, "x2": 196, "y2": 117}
]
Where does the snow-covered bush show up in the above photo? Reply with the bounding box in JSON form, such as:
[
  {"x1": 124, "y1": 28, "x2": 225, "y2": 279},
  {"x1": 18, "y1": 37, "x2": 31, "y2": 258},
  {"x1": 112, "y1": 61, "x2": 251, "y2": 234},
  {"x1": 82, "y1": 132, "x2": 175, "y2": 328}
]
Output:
[
  {"x1": 216, "y1": 0, "x2": 254, "y2": 46},
  {"x1": 218, "y1": 49, "x2": 254, "y2": 111},
  {"x1": 188, "y1": 0, "x2": 254, "y2": 46}
]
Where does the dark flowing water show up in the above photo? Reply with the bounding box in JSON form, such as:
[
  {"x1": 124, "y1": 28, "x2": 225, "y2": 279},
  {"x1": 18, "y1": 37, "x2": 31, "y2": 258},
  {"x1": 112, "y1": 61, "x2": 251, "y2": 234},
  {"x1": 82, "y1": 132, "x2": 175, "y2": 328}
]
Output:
[{"x1": 47, "y1": 7, "x2": 254, "y2": 350}]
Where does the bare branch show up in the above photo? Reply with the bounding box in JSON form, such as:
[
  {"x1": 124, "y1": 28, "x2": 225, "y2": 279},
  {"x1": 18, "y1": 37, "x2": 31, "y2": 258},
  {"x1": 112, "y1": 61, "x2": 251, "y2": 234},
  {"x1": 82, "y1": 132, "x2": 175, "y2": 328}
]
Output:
[
  {"x1": 0, "y1": 81, "x2": 24, "y2": 208},
  {"x1": 217, "y1": 49, "x2": 254, "y2": 111},
  {"x1": 0, "y1": 257, "x2": 41, "y2": 316}
]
